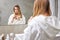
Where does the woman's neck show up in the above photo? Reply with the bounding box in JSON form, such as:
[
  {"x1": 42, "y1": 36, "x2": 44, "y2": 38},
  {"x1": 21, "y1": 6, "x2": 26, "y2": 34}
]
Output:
[
  {"x1": 43, "y1": 12, "x2": 50, "y2": 16},
  {"x1": 14, "y1": 13, "x2": 20, "y2": 17}
]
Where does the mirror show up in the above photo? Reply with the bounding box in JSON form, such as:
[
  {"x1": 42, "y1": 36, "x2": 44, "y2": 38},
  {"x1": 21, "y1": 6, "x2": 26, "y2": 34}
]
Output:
[{"x1": 0, "y1": 0, "x2": 34, "y2": 25}]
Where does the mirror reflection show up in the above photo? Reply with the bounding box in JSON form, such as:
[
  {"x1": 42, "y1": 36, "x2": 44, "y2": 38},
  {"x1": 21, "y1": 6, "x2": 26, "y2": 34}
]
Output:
[
  {"x1": 8, "y1": 5, "x2": 26, "y2": 25},
  {"x1": 0, "y1": 0, "x2": 34, "y2": 25}
]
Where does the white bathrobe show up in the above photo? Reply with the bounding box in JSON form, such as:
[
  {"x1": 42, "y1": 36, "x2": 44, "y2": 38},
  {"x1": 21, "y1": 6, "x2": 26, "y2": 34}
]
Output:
[
  {"x1": 8, "y1": 14, "x2": 26, "y2": 25},
  {"x1": 15, "y1": 15, "x2": 60, "y2": 40}
]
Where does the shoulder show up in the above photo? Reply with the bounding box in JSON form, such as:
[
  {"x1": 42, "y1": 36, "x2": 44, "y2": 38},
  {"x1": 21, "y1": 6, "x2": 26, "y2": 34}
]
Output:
[
  {"x1": 8, "y1": 14, "x2": 14, "y2": 20},
  {"x1": 28, "y1": 16, "x2": 40, "y2": 26},
  {"x1": 45, "y1": 16, "x2": 59, "y2": 25},
  {"x1": 9, "y1": 14, "x2": 14, "y2": 18},
  {"x1": 22, "y1": 14, "x2": 25, "y2": 17},
  {"x1": 45, "y1": 16, "x2": 57, "y2": 22},
  {"x1": 31, "y1": 15, "x2": 46, "y2": 22},
  {"x1": 22, "y1": 14, "x2": 25, "y2": 19}
]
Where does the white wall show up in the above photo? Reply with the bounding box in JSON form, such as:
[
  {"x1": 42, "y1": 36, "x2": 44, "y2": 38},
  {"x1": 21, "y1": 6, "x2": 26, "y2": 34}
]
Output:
[
  {"x1": 49, "y1": 0, "x2": 55, "y2": 16},
  {"x1": 58, "y1": 0, "x2": 60, "y2": 20}
]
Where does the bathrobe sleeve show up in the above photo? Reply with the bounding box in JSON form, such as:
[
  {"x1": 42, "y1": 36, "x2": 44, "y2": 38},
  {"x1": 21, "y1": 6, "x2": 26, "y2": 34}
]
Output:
[
  {"x1": 38, "y1": 16, "x2": 60, "y2": 40},
  {"x1": 8, "y1": 14, "x2": 14, "y2": 25}
]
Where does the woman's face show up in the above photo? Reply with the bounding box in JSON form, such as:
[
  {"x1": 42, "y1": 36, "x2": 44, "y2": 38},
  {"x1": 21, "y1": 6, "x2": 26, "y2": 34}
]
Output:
[{"x1": 14, "y1": 7, "x2": 19, "y2": 15}]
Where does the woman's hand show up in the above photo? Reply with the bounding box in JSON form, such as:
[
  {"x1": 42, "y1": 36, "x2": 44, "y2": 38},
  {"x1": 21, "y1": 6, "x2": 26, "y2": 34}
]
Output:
[{"x1": 11, "y1": 15, "x2": 17, "y2": 23}]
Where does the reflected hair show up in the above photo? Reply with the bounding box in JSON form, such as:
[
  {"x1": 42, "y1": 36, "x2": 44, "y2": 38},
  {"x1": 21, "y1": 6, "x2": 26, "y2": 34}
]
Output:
[{"x1": 13, "y1": 4, "x2": 22, "y2": 18}]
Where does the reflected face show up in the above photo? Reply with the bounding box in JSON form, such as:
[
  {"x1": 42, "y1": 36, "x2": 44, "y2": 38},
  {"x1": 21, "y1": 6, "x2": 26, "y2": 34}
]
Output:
[{"x1": 14, "y1": 7, "x2": 19, "y2": 15}]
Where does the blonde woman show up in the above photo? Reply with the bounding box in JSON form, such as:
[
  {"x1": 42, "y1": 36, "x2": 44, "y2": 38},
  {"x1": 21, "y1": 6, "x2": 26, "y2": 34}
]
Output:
[
  {"x1": 8, "y1": 5, "x2": 26, "y2": 25},
  {"x1": 28, "y1": 0, "x2": 51, "y2": 23},
  {"x1": 15, "y1": 0, "x2": 60, "y2": 40}
]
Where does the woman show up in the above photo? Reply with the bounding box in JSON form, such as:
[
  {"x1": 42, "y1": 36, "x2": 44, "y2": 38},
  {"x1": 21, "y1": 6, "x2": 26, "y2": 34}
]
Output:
[
  {"x1": 8, "y1": 5, "x2": 26, "y2": 25},
  {"x1": 15, "y1": 0, "x2": 60, "y2": 40},
  {"x1": 28, "y1": 0, "x2": 51, "y2": 23}
]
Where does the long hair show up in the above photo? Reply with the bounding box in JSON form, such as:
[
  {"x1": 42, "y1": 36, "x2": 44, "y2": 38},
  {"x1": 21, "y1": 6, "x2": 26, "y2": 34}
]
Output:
[
  {"x1": 33, "y1": 0, "x2": 51, "y2": 17},
  {"x1": 13, "y1": 5, "x2": 22, "y2": 18}
]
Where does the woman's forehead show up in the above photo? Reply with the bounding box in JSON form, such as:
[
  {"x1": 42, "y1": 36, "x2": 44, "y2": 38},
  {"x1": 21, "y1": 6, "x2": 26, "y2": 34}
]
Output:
[{"x1": 14, "y1": 7, "x2": 19, "y2": 9}]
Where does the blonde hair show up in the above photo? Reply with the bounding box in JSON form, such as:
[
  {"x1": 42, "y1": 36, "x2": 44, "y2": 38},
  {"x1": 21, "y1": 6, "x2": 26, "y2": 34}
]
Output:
[{"x1": 33, "y1": 0, "x2": 51, "y2": 17}]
